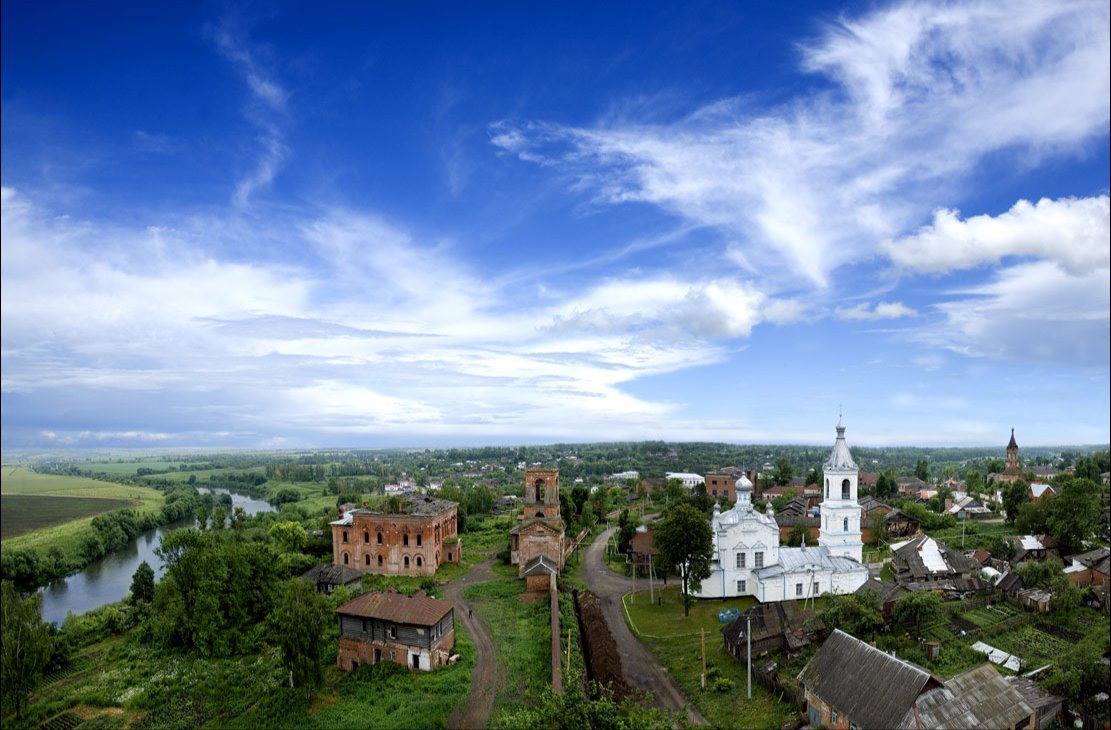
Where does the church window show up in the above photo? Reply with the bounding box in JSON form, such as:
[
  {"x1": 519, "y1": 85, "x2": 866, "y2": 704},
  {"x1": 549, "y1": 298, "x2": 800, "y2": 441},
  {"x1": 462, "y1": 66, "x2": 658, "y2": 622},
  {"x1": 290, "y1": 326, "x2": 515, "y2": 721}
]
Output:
[
  {"x1": 416, "y1": 556, "x2": 423, "y2": 567},
  {"x1": 843, "y1": 518, "x2": 849, "y2": 532},
  {"x1": 825, "y1": 478, "x2": 829, "y2": 498},
  {"x1": 342, "y1": 530, "x2": 348, "y2": 543},
  {"x1": 342, "y1": 552, "x2": 349, "y2": 565},
  {"x1": 841, "y1": 479, "x2": 850, "y2": 499},
  {"x1": 403, "y1": 533, "x2": 409, "y2": 546},
  {"x1": 796, "y1": 582, "x2": 803, "y2": 597},
  {"x1": 737, "y1": 580, "x2": 746, "y2": 593},
  {"x1": 364, "y1": 554, "x2": 370, "y2": 566},
  {"x1": 735, "y1": 552, "x2": 745, "y2": 568},
  {"x1": 377, "y1": 555, "x2": 383, "y2": 566},
  {"x1": 416, "y1": 532, "x2": 422, "y2": 546},
  {"x1": 754, "y1": 551, "x2": 764, "y2": 568},
  {"x1": 814, "y1": 581, "x2": 819, "y2": 594},
  {"x1": 377, "y1": 531, "x2": 383, "y2": 544},
  {"x1": 404, "y1": 556, "x2": 410, "y2": 568}
]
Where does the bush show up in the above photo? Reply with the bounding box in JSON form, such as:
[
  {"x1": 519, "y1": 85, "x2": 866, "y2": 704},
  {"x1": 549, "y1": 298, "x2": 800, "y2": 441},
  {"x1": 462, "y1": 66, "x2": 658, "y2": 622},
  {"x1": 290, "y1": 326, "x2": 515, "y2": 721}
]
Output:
[{"x1": 712, "y1": 677, "x2": 735, "y2": 693}]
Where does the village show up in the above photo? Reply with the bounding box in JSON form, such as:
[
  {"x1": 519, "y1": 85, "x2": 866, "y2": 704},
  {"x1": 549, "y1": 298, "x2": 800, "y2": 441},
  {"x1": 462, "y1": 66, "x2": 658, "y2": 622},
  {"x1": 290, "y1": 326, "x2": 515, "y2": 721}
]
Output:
[{"x1": 2, "y1": 422, "x2": 1109, "y2": 729}]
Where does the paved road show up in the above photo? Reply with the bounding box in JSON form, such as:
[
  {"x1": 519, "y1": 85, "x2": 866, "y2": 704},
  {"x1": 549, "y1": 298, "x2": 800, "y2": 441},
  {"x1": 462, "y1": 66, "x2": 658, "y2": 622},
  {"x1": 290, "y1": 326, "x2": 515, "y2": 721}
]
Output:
[
  {"x1": 583, "y1": 527, "x2": 707, "y2": 725},
  {"x1": 444, "y1": 558, "x2": 502, "y2": 730}
]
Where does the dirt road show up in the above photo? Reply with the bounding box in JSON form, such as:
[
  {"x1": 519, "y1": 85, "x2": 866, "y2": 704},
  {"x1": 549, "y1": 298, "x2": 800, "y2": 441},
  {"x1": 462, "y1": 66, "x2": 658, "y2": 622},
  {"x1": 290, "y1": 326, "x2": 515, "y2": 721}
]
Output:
[
  {"x1": 444, "y1": 558, "x2": 502, "y2": 730},
  {"x1": 583, "y1": 526, "x2": 707, "y2": 725}
]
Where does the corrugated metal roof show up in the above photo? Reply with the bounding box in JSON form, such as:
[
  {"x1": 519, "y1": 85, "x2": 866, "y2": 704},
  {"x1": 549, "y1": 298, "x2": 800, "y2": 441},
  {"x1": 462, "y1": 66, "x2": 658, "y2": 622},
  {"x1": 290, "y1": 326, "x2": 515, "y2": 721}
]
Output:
[{"x1": 914, "y1": 663, "x2": 1033, "y2": 729}]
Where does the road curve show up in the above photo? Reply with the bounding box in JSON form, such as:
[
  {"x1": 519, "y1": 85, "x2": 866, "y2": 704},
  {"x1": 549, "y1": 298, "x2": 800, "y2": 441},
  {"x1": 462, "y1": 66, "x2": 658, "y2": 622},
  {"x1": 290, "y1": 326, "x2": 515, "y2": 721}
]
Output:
[{"x1": 583, "y1": 526, "x2": 707, "y2": 725}]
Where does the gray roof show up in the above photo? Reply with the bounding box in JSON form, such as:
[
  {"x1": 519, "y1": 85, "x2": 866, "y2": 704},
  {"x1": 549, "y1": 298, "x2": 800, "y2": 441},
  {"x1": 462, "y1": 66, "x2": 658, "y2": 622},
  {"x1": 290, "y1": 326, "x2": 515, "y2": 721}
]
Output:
[
  {"x1": 523, "y1": 554, "x2": 559, "y2": 577},
  {"x1": 755, "y1": 546, "x2": 867, "y2": 580},
  {"x1": 914, "y1": 663, "x2": 1034, "y2": 729},
  {"x1": 892, "y1": 534, "x2": 979, "y2": 580},
  {"x1": 1006, "y1": 675, "x2": 1063, "y2": 715},
  {"x1": 300, "y1": 563, "x2": 363, "y2": 586},
  {"x1": 797, "y1": 629, "x2": 941, "y2": 730}
]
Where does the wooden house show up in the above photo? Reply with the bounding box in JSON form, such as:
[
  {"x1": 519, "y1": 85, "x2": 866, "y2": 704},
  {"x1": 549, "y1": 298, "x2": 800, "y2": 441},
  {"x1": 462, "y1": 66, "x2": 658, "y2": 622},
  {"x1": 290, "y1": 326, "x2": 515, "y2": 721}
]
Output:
[
  {"x1": 300, "y1": 563, "x2": 363, "y2": 594},
  {"x1": 335, "y1": 589, "x2": 454, "y2": 672},
  {"x1": 798, "y1": 630, "x2": 1036, "y2": 729}
]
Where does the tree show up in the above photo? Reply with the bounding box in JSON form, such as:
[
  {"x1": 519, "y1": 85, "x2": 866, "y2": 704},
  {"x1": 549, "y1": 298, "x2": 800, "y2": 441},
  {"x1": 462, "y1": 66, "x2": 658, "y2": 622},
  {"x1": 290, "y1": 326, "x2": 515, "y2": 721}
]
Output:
[
  {"x1": 654, "y1": 504, "x2": 712, "y2": 616},
  {"x1": 130, "y1": 561, "x2": 156, "y2": 605},
  {"x1": 689, "y1": 482, "x2": 715, "y2": 513},
  {"x1": 772, "y1": 458, "x2": 794, "y2": 487},
  {"x1": 1001, "y1": 480, "x2": 1030, "y2": 525},
  {"x1": 894, "y1": 591, "x2": 941, "y2": 640},
  {"x1": 804, "y1": 467, "x2": 823, "y2": 487},
  {"x1": 818, "y1": 592, "x2": 882, "y2": 639},
  {"x1": 270, "y1": 522, "x2": 309, "y2": 553},
  {"x1": 771, "y1": 489, "x2": 797, "y2": 515},
  {"x1": 272, "y1": 578, "x2": 330, "y2": 700},
  {"x1": 914, "y1": 459, "x2": 930, "y2": 483},
  {"x1": 1015, "y1": 499, "x2": 1051, "y2": 536},
  {"x1": 1046, "y1": 476, "x2": 1100, "y2": 550},
  {"x1": 580, "y1": 501, "x2": 596, "y2": 527},
  {"x1": 616, "y1": 509, "x2": 637, "y2": 554},
  {"x1": 875, "y1": 470, "x2": 898, "y2": 500},
  {"x1": 1, "y1": 581, "x2": 53, "y2": 719},
  {"x1": 786, "y1": 522, "x2": 810, "y2": 547},
  {"x1": 661, "y1": 479, "x2": 688, "y2": 507},
  {"x1": 964, "y1": 470, "x2": 985, "y2": 496}
]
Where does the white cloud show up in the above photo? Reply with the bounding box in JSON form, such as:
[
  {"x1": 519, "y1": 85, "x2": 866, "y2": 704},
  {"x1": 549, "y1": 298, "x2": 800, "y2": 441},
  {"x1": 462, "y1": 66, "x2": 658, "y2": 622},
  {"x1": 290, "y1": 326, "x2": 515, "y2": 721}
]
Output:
[
  {"x1": 924, "y1": 261, "x2": 1109, "y2": 367},
  {"x1": 493, "y1": 0, "x2": 1110, "y2": 288},
  {"x1": 1, "y1": 187, "x2": 782, "y2": 445},
  {"x1": 885, "y1": 196, "x2": 1110, "y2": 275},
  {"x1": 836, "y1": 301, "x2": 918, "y2": 321}
]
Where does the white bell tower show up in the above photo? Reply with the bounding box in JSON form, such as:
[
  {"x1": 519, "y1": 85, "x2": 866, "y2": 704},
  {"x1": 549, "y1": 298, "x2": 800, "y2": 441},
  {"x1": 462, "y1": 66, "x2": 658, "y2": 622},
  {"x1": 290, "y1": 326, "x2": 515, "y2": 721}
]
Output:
[{"x1": 818, "y1": 417, "x2": 863, "y2": 563}]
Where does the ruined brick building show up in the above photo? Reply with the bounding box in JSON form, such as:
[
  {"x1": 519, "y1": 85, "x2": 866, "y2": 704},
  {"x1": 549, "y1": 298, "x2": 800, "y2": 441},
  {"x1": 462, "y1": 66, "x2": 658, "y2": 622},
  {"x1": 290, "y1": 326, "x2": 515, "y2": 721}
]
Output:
[
  {"x1": 330, "y1": 494, "x2": 461, "y2": 577},
  {"x1": 509, "y1": 468, "x2": 566, "y2": 587}
]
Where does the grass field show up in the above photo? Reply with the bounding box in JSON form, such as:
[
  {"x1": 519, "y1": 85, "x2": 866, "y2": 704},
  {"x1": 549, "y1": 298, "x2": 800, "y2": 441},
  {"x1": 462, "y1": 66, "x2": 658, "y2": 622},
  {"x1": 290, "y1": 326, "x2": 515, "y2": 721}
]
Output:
[
  {"x1": 18, "y1": 622, "x2": 475, "y2": 730},
  {"x1": 464, "y1": 562, "x2": 553, "y2": 723},
  {"x1": 624, "y1": 586, "x2": 796, "y2": 728},
  {"x1": 0, "y1": 495, "x2": 131, "y2": 539},
  {"x1": 0, "y1": 467, "x2": 164, "y2": 555}
]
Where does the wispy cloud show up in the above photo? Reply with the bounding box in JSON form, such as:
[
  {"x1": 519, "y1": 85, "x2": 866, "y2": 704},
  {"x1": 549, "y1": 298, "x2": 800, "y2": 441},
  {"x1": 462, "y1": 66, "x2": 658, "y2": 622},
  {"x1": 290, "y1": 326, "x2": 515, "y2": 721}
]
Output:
[
  {"x1": 209, "y1": 20, "x2": 289, "y2": 207},
  {"x1": 492, "y1": 0, "x2": 1110, "y2": 289}
]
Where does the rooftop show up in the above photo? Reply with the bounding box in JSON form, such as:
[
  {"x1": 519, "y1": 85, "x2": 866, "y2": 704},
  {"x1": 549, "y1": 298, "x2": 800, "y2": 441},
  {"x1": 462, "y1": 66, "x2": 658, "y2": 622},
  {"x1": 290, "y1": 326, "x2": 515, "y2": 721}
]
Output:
[{"x1": 336, "y1": 589, "x2": 452, "y2": 626}]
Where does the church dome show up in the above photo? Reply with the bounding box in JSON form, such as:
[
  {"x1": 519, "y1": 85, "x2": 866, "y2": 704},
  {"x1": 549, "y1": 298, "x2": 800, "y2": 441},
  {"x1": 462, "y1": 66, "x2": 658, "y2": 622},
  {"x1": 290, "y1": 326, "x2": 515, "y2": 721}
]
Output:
[{"x1": 824, "y1": 419, "x2": 857, "y2": 471}]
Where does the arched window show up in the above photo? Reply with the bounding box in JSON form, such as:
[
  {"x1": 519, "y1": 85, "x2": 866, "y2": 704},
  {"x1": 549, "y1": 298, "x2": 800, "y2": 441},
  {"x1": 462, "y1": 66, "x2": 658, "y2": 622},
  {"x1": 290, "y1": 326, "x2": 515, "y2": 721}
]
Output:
[
  {"x1": 377, "y1": 532, "x2": 383, "y2": 544},
  {"x1": 363, "y1": 531, "x2": 369, "y2": 543},
  {"x1": 841, "y1": 479, "x2": 850, "y2": 500},
  {"x1": 447, "y1": 552, "x2": 453, "y2": 562},
  {"x1": 377, "y1": 555, "x2": 383, "y2": 566},
  {"x1": 342, "y1": 552, "x2": 349, "y2": 565},
  {"x1": 416, "y1": 533, "x2": 422, "y2": 547},
  {"x1": 535, "y1": 511, "x2": 545, "y2": 518},
  {"x1": 364, "y1": 554, "x2": 370, "y2": 566},
  {"x1": 843, "y1": 517, "x2": 849, "y2": 532},
  {"x1": 825, "y1": 478, "x2": 830, "y2": 498},
  {"x1": 342, "y1": 530, "x2": 349, "y2": 543},
  {"x1": 404, "y1": 556, "x2": 410, "y2": 568},
  {"x1": 403, "y1": 533, "x2": 409, "y2": 546},
  {"x1": 416, "y1": 556, "x2": 423, "y2": 567}
]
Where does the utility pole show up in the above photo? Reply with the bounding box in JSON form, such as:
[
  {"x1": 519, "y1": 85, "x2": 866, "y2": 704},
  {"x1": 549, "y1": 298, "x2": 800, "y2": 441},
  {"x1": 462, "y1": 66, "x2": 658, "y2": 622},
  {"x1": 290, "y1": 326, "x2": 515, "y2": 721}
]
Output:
[
  {"x1": 701, "y1": 628, "x2": 707, "y2": 689},
  {"x1": 747, "y1": 613, "x2": 752, "y2": 700},
  {"x1": 648, "y1": 553, "x2": 655, "y2": 606}
]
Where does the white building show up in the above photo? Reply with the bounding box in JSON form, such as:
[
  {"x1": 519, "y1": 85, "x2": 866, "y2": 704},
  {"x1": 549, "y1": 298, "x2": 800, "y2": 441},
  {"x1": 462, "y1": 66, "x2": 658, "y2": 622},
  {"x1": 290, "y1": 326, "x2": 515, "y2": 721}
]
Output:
[
  {"x1": 695, "y1": 420, "x2": 868, "y2": 601},
  {"x1": 665, "y1": 472, "x2": 705, "y2": 489}
]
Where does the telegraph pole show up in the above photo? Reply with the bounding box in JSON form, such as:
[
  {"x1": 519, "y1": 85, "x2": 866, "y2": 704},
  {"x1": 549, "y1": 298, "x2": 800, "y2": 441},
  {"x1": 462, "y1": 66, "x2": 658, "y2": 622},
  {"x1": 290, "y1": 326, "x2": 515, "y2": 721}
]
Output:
[
  {"x1": 701, "y1": 628, "x2": 707, "y2": 689},
  {"x1": 747, "y1": 613, "x2": 752, "y2": 699}
]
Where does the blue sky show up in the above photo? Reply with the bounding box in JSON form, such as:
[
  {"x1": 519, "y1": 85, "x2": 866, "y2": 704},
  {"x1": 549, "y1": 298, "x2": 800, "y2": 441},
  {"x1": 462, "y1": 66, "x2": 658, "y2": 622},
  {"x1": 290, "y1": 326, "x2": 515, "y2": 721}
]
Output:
[{"x1": 2, "y1": 0, "x2": 1108, "y2": 451}]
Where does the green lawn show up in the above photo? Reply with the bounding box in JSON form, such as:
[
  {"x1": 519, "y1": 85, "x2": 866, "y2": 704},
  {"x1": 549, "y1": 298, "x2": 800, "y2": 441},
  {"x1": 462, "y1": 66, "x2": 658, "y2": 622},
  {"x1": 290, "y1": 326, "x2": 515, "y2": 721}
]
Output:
[
  {"x1": 624, "y1": 586, "x2": 797, "y2": 728},
  {"x1": 1, "y1": 495, "x2": 132, "y2": 539}
]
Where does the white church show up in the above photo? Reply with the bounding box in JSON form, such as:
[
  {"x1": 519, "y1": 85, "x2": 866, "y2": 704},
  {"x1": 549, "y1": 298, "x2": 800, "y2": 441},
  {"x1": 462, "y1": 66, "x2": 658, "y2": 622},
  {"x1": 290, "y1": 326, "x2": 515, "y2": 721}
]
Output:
[{"x1": 694, "y1": 420, "x2": 869, "y2": 602}]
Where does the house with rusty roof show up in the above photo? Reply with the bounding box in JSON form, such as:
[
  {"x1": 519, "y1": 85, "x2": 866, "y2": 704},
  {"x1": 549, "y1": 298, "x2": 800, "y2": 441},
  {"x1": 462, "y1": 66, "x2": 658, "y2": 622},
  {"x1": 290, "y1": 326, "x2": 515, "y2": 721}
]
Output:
[
  {"x1": 798, "y1": 629, "x2": 1036, "y2": 729},
  {"x1": 335, "y1": 589, "x2": 455, "y2": 672}
]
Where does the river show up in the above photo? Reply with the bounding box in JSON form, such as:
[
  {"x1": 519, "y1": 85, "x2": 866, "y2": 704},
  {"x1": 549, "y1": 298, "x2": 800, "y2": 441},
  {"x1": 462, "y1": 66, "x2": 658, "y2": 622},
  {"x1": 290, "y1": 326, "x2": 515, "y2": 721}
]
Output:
[{"x1": 38, "y1": 487, "x2": 275, "y2": 626}]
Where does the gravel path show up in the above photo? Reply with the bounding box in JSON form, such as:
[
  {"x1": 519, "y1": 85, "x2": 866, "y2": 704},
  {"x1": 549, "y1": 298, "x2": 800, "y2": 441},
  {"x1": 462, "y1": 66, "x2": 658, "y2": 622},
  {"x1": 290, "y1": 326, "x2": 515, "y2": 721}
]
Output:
[
  {"x1": 444, "y1": 558, "x2": 503, "y2": 730},
  {"x1": 583, "y1": 526, "x2": 707, "y2": 725}
]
